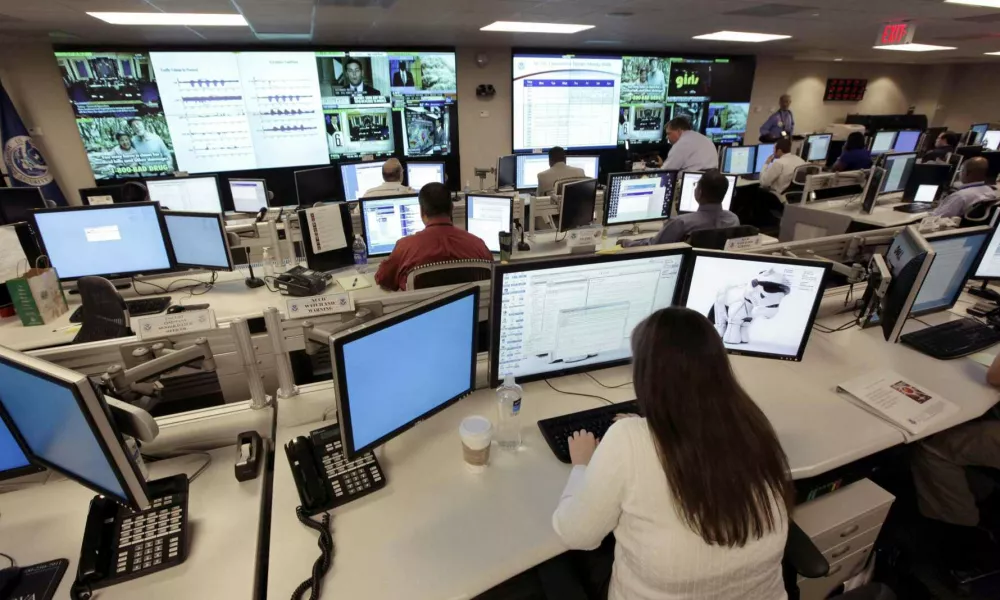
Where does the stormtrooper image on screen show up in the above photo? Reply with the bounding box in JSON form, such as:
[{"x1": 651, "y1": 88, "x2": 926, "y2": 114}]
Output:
[{"x1": 709, "y1": 269, "x2": 791, "y2": 345}]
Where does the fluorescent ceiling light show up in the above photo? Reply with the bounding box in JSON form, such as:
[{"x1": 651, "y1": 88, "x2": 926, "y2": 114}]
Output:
[
  {"x1": 834, "y1": 58, "x2": 844, "y2": 61},
  {"x1": 944, "y1": 0, "x2": 1000, "y2": 7},
  {"x1": 87, "y1": 12, "x2": 249, "y2": 26},
  {"x1": 986, "y1": 51, "x2": 1000, "y2": 55},
  {"x1": 480, "y1": 21, "x2": 594, "y2": 34},
  {"x1": 873, "y1": 43, "x2": 956, "y2": 52},
  {"x1": 693, "y1": 31, "x2": 791, "y2": 43}
]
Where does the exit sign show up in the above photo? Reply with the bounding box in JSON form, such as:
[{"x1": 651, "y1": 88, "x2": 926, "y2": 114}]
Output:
[{"x1": 877, "y1": 22, "x2": 915, "y2": 46}]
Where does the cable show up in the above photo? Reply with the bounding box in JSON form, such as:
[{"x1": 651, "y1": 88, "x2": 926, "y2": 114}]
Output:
[
  {"x1": 911, "y1": 316, "x2": 933, "y2": 328},
  {"x1": 187, "y1": 452, "x2": 213, "y2": 484},
  {"x1": 583, "y1": 372, "x2": 632, "y2": 389},
  {"x1": 544, "y1": 379, "x2": 612, "y2": 406},
  {"x1": 0, "y1": 551, "x2": 14, "y2": 568},
  {"x1": 291, "y1": 507, "x2": 334, "y2": 600}
]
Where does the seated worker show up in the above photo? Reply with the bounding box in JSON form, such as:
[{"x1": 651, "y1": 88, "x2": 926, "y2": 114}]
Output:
[
  {"x1": 621, "y1": 169, "x2": 738, "y2": 247},
  {"x1": 760, "y1": 138, "x2": 806, "y2": 195},
  {"x1": 923, "y1": 131, "x2": 961, "y2": 163},
  {"x1": 537, "y1": 147, "x2": 586, "y2": 196},
  {"x1": 553, "y1": 308, "x2": 790, "y2": 600},
  {"x1": 932, "y1": 156, "x2": 997, "y2": 218},
  {"x1": 660, "y1": 116, "x2": 719, "y2": 172},
  {"x1": 832, "y1": 132, "x2": 873, "y2": 172},
  {"x1": 362, "y1": 158, "x2": 416, "y2": 198},
  {"x1": 373, "y1": 182, "x2": 493, "y2": 292}
]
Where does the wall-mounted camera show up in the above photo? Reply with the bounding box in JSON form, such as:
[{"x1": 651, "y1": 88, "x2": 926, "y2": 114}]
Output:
[{"x1": 476, "y1": 84, "x2": 496, "y2": 99}]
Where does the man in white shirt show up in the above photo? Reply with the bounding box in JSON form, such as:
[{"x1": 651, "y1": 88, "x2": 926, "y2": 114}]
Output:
[
  {"x1": 362, "y1": 158, "x2": 416, "y2": 198},
  {"x1": 661, "y1": 117, "x2": 718, "y2": 172},
  {"x1": 760, "y1": 138, "x2": 806, "y2": 195},
  {"x1": 932, "y1": 157, "x2": 998, "y2": 218},
  {"x1": 537, "y1": 147, "x2": 587, "y2": 196}
]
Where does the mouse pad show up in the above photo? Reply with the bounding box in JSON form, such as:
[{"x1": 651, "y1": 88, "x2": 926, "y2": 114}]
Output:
[{"x1": 2, "y1": 559, "x2": 67, "y2": 600}]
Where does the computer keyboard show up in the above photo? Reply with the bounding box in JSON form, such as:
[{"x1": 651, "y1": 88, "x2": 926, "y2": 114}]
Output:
[
  {"x1": 69, "y1": 297, "x2": 172, "y2": 324},
  {"x1": 893, "y1": 203, "x2": 935, "y2": 214},
  {"x1": 537, "y1": 400, "x2": 640, "y2": 463},
  {"x1": 900, "y1": 318, "x2": 1000, "y2": 360}
]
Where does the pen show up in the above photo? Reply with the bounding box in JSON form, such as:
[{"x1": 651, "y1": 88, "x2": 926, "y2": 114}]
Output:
[{"x1": 352, "y1": 278, "x2": 358, "y2": 288}]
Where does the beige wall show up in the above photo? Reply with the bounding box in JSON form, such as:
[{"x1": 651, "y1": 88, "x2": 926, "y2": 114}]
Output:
[
  {"x1": 455, "y1": 47, "x2": 511, "y2": 190},
  {"x1": 934, "y1": 63, "x2": 1000, "y2": 130}
]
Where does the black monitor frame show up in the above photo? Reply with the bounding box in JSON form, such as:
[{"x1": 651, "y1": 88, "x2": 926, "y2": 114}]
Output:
[
  {"x1": 358, "y1": 193, "x2": 422, "y2": 258},
  {"x1": 497, "y1": 155, "x2": 516, "y2": 189},
  {"x1": 294, "y1": 165, "x2": 341, "y2": 206},
  {"x1": 144, "y1": 174, "x2": 223, "y2": 214},
  {"x1": 862, "y1": 168, "x2": 886, "y2": 215},
  {"x1": 720, "y1": 145, "x2": 757, "y2": 176},
  {"x1": 803, "y1": 133, "x2": 833, "y2": 163},
  {"x1": 0, "y1": 187, "x2": 46, "y2": 225},
  {"x1": 911, "y1": 225, "x2": 993, "y2": 317},
  {"x1": 902, "y1": 162, "x2": 953, "y2": 203},
  {"x1": 559, "y1": 178, "x2": 598, "y2": 233},
  {"x1": 228, "y1": 178, "x2": 271, "y2": 213},
  {"x1": 877, "y1": 152, "x2": 917, "y2": 197},
  {"x1": 602, "y1": 169, "x2": 677, "y2": 227},
  {"x1": 464, "y1": 193, "x2": 514, "y2": 254},
  {"x1": 162, "y1": 211, "x2": 234, "y2": 272}
]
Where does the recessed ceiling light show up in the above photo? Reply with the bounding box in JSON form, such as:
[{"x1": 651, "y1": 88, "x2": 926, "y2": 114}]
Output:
[
  {"x1": 986, "y1": 51, "x2": 1000, "y2": 55},
  {"x1": 944, "y1": 0, "x2": 1000, "y2": 7},
  {"x1": 693, "y1": 31, "x2": 791, "y2": 43},
  {"x1": 834, "y1": 58, "x2": 844, "y2": 61},
  {"x1": 480, "y1": 21, "x2": 594, "y2": 34},
  {"x1": 873, "y1": 43, "x2": 956, "y2": 52},
  {"x1": 87, "y1": 12, "x2": 249, "y2": 26}
]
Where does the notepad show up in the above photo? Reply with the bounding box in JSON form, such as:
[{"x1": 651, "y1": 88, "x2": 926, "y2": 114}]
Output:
[
  {"x1": 336, "y1": 274, "x2": 372, "y2": 291},
  {"x1": 838, "y1": 370, "x2": 959, "y2": 436}
]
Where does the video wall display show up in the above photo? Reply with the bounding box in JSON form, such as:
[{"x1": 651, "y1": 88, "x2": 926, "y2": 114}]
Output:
[
  {"x1": 55, "y1": 49, "x2": 457, "y2": 181},
  {"x1": 513, "y1": 52, "x2": 755, "y2": 152}
]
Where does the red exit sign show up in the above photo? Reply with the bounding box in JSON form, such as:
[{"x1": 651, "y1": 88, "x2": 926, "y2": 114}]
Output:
[{"x1": 877, "y1": 22, "x2": 915, "y2": 46}]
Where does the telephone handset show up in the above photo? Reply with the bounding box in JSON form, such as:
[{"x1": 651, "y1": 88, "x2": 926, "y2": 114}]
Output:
[{"x1": 284, "y1": 423, "x2": 386, "y2": 517}]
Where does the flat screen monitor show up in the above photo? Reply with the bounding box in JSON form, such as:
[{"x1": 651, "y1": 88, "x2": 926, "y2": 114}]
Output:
[
  {"x1": 559, "y1": 179, "x2": 598, "y2": 233},
  {"x1": 490, "y1": 247, "x2": 689, "y2": 386},
  {"x1": 332, "y1": 286, "x2": 478, "y2": 460},
  {"x1": 566, "y1": 156, "x2": 600, "y2": 179},
  {"x1": 465, "y1": 194, "x2": 513, "y2": 253},
  {"x1": 681, "y1": 251, "x2": 830, "y2": 361},
  {"x1": 406, "y1": 162, "x2": 445, "y2": 191},
  {"x1": 0, "y1": 409, "x2": 36, "y2": 481},
  {"x1": 359, "y1": 194, "x2": 424, "y2": 257},
  {"x1": 805, "y1": 134, "x2": 832, "y2": 162},
  {"x1": 79, "y1": 185, "x2": 124, "y2": 206},
  {"x1": 970, "y1": 123, "x2": 990, "y2": 146},
  {"x1": 603, "y1": 170, "x2": 676, "y2": 226},
  {"x1": 497, "y1": 155, "x2": 516, "y2": 189},
  {"x1": 32, "y1": 202, "x2": 174, "y2": 281},
  {"x1": 163, "y1": 212, "x2": 233, "y2": 271},
  {"x1": 879, "y1": 153, "x2": 917, "y2": 195},
  {"x1": 755, "y1": 143, "x2": 775, "y2": 174},
  {"x1": 893, "y1": 130, "x2": 922, "y2": 153},
  {"x1": 294, "y1": 166, "x2": 339, "y2": 205},
  {"x1": 515, "y1": 154, "x2": 551, "y2": 191},
  {"x1": 903, "y1": 163, "x2": 954, "y2": 203},
  {"x1": 0, "y1": 346, "x2": 150, "y2": 510},
  {"x1": 677, "y1": 171, "x2": 736, "y2": 213},
  {"x1": 881, "y1": 227, "x2": 935, "y2": 342},
  {"x1": 972, "y1": 221, "x2": 1000, "y2": 280},
  {"x1": 983, "y1": 130, "x2": 1000, "y2": 152},
  {"x1": 145, "y1": 176, "x2": 222, "y2": 213},
  {"x1": 862, "y1": 168, "x2": 886, "y2": 214},
  {"x1": 229, "y1": 179, "x2": 269, "y2": 213},
  {"x1": 912, "y1": 227, "x2": 991, "y2": 316},
  {"x1": 721, "y1": 146, "x2": 755, "y2": 176},
  {"x1": 871, "y1": 131, "x2": 897, "y2": 156},
  {"x1": 341, "y1": 161, "x2": 388, "y2": 202},
  {"x1": 0, "y1": 188, "x2": 46, "y2": 225}
]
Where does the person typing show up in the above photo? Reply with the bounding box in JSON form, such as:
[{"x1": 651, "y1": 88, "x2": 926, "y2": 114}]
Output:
[
  {"x1": 621, "y1": 169, "x2": 738, "y2": 247},
  {"x1": 660, "y1": 117, "x2": 719, "y2": 172},
  {"x1": 362, "y1": 158, "x2": 416, "y2": 198},
  {"x1": 537, "y1": 147, "x2": 586, "y2": 197},
  {"x1": 373, "y1": 182, "x2": 493, "y2": 291},
  {"x1": 760, "y1": 138, "x2": 806, "y2": 195},
  {"x1": 931, "y1": 157, "x2": 997, "y2": 218},
  {"x1": 552, "y1": 308, "x2": 791, "y2": 600}
]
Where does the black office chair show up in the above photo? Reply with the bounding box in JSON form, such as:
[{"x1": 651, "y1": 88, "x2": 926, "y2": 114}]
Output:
[
  {"x1": 405, "y1": 259, "x2": 492, "y2": 290},
  {"x1": 961, "y1": 200, "x2": 1000, "y2": 228},
  {"x1": 784, "y1": 521, "x2": 896, "y2": 600},
  {"x1": 73, "y1": 276, "x2": 132, "y2": 344},
  {"x1": 785, "y1": 164, "x2": 823, "y2": 205},
  {"x1": 686, "y1": 225, "x2": 760, "y2": 250}
]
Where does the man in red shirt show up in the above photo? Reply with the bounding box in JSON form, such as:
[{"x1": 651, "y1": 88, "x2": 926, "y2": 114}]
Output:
[{"x1": 374, "y1": 183, "x2": 494, "y2": 291}]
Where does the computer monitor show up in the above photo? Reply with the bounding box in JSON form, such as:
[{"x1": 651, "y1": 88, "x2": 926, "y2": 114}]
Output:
[
  {"x1": 861, "y1": 168, "x2": 886, "y2": 215},
  {"x1": 0, "y1": 409, "x2": 37, "y2": 482},
  {"x1": 880, "y1": 226, "x2": 935, "y2": 343},
  {"x1": 515, "y1": 155, "x2": 551, "y2": 191},
  {"x1": 893, "y1": 130, "x2": 922, "y2": 153},
  {"x1": 804, "y1": 134, "x2": 832, "y2": 162},
  {"x1": 229, "y1": 179, "x2": 270, "y2": 213},
  {"x1": 0, "y1": 187, "x2": 45, "y2": 225},
  {"x1": 972, "y1": 221, "x2": 1000, "y2": 281},
  {"x1": 489, "y1": 247, "x2": 689, "y2": 386},
  {"x1": 163, "y1": 212, "x2": 233, "y2": 271},
  {"x1": 984, "y1": 151, "x2": 1000, "y2": 185},
  {"x1": 913, "y1": 184, "x2": 941, "y2": 204},
  {"x1": 79, "y1": 185, "x2": 124, "y2": 206},
  {"x1": 465, "y1": 194, "x2": 513, "y2": 253},
  {"x1": 721, "y1": 146, "x2": 755, "y2": 176},
  {"x1": 566, "y1": 156, "x2": 600, "y2": 179},
  {"x1": 870, "y1": 131, "x2": 897, "y2": 156},
  {"x1": 332, "y1": 285, "x2": 478, "y2": 460},
  {"x1": 0, "y1": 346, "x2": 150, "y2": 509},
  {"x1": 32, "y1": 202, "x2": 174, "y2": 281},
  {"x1": 971, "y1": 123, "x2": 990, "y2": 146},
  {"x1": 903, "y1": 163, "x2": 954, "y2": 203},
  {"x1": 677, "y1": 171, "x2": 736, "y2": 213},
  {"x1": 984, "y1": 130, "x2": 1000, "y2": 152},
  {"x1": 680, "y1": 251, "x2": 830, "y2": 361},
  {"x1": 294, "y1": 166, "x2": 339, "y2": 205},
  {"x1": 145, "y1": 176, "x2": 222, "y2": 213},
  {"x1": 911, "y1": 226, "x2": 992, "y2": 316},
  {"x1": 497, "y1": 155, "x2": 516, "y2": 189},
  {"x1": 406, "y1": 162, "x2": 445, "y2": 192},
  {"x1": 559, "y1": 179, "x2": 598, "y2": 233},
  {"x1": 878, "y1": 152, "x2": 917, "y2": 196},
  {"x1": 341, "y1": 161, "x2": 388, "y2": 202},
  {"x1": 603, "y1": 170, "x2": 676, "y2": 227},
  {"x1": 755, "y1": 143, "x2": 776, "y2": 174},
  {"x1": 359, "y1": 194, "x2": 424, "y2": 257}
]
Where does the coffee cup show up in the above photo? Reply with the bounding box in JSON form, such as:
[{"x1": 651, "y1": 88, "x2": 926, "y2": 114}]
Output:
[{"x1": 459, "y1": 415, "x2": 493, "y2": 472}]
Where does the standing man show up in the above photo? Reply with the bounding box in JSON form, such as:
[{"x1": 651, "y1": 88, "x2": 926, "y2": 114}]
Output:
[
  {"x1": 537, "y1": 147, "x2": 586, "y2": 196},
  {"x1": 362, "y1": 158, "x2": 416, "y2": 198},
  {"x1": 932, "y1": 157, "x2": 998, "y2": 218},
  {"x1": 759, "y1": 94, "x2": 795, "y2": 143},
  {"x1": 661, "y1": 117, "x2": 718, "y2": 172},
  {"x1": 760, "y1": 138, "x2": 806, "y2": 196}
]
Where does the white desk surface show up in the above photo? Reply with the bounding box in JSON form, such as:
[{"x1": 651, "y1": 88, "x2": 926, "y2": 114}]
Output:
[
  {"x1": 0, "y1": 445, "x2": 264, "y2": 600},
  {"x1": 799, "y1": 195, "x2": 927, "y2": 228}
]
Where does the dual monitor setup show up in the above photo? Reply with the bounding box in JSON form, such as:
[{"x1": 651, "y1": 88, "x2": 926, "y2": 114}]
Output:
[
  {"x1": 299, "y1": 160, "x2": 447, "y2": 204},
  {"x1": 969, "y1": 123, "x2": 1000, "y2": 150},
  {"x1": 497, "y1": 154, "x2": 600, "y2": 192},
  {"x1": 603, "y1": 169, "x2": 735, "y2": 227}
]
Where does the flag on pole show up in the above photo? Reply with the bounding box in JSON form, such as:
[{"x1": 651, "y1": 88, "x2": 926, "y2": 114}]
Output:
[{"x1": 0, "y1": 79, "x2": 68, "y2": 205}]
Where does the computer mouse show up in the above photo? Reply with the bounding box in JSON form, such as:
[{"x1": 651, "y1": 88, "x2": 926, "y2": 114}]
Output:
[
  {"x1": 166, "y1": 305, "x2": 186, "y2": 314},
  {"x1": 0, "y1": 566, "x2": 22, "y2": 597}
]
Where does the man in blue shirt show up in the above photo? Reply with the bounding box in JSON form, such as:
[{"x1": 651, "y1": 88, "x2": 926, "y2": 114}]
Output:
[
  {"x1": 759, "y1": 95, "x2": 794, "y2": 143},
  {"x1": 932, "y1": 157, "x2": 998, "y2": 218},
  {"x1": 621, "y1": 169, "x2": 739, "y2": 247}
]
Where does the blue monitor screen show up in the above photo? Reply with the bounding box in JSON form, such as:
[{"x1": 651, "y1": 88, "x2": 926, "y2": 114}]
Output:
[
  {"x1": 894, "y1": 131, "x2": 921, "y2": 153},
  {"x1": 360, "y1": 195, "x2": 424, "y2": 256},
  {"x1": 341, "y1": 161, "x2": 387, "y2": 202},
  {"x1": 913, "y1": 232, "x2": 989, "y2": 315},
  {"x1": 722, "y1": 146, "x2": 755, "y2": 175},
  {"x1": 33, "y1": 205, "x2": 172, "y2": 279},
  {"x1": 340, "y1": 293, "x2": 475, "y2": 451},
  {"x1": 755, "y1": 143, "x2": 775, "y2": 174},
  {"x1": 0, "y1": 414, "x2": 30, "y2": 477},
  {"x1": 164, "y1": 214, "x2": 230, "y2": 269}
]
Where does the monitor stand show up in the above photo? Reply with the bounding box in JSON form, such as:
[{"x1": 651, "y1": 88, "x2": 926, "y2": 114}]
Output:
[
  {"x1": 968, "y1": 281, "x2": 1000, "y2": 304},
  {"x1": 67, "y1": 278, "x2": 131, "y2": 296}
]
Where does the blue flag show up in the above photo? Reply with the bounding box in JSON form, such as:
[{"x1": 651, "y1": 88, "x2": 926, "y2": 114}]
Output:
[{"x1": 0, "y1": 80, "x2": 68, "y2": 206}]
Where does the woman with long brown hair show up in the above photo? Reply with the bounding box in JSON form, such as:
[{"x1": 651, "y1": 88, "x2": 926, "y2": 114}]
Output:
[{"x1": 552, "y1": 307, "x2": 793, "y2": 600}]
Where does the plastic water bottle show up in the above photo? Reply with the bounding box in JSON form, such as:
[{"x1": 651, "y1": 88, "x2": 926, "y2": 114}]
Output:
[
  {"x1": 496, "y1": 375, "x2": 523, "y2": 450},
  {"x1": 352, "y1": 235, "x2": 368, "y2": 274},
  {"x1": 262, "y1": 246, "x2": 275, "y2": 278}
]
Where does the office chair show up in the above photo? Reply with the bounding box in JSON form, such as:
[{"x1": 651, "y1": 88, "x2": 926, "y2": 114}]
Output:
[
  {"x1": 73, "y1": 276, "x2": 132, "y2": 344},
  {"x1": 784, "y1": 521, "x2": 896, "y2": 600},
  {"x1": 548, "y1": 177, "x2": 590, "y2": 230},
  {"x1": 686, "y1": 225, "x2": 760, "y2": 250},
  {"x1": 405, "y1": 259, "x2": 492, "y2": 290},
  {"x1": 42, "y1": 199, "x2": 57, "y2": 208},
  {"x1": 785, "y1": 164, "x2": 823, "y2": 205},
  {"x1": 961, "y1": 200, "x2": 1000, "y2": 228}
]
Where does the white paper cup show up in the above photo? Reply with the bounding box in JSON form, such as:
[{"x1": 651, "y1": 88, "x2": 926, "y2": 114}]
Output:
[{"x1": 459, "y1": 415, "x2": 493, "y2": 472}]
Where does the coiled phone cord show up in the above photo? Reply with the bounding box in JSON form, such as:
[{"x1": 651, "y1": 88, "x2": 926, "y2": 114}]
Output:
[{"x1": 291, "y1": 506, "x2": 334, "y2": 600}]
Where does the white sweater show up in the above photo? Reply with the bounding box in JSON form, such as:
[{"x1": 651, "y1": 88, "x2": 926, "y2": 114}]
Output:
[{"x1": 552, "y1": 417, "x2": 788, "y2": 600}]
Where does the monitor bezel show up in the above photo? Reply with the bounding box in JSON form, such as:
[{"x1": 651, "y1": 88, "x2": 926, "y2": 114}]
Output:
[
  {"x1": 911, "y1": 225, "x2": 992, "y2": 317},
  {"x1": 861, "y1": 167, "x2": 886, "y2": 215},
  {"x1": 877, "y1": 152, "x2": 918, "y2": 197},
  {"x1": 144, "y1": 174, "x2": 223, "y2": 214},
  {"x1": 228, "y1": 178, "x2": 271, "y2": 213},
  {"x1": 497, "y1": 155, "x2": 517, "y2": 189},
  {"x1": 720, "y1": 145, "x2": 757, "y2": 176},
  {"x1": 602, "y1": 169, "x2": 677, "y2": 227},
  {"x1": 0, "y1": 347, "x2": 151, "y2": 510},
  {"x1": 804, "y1": 133, "x2": 833, "y2": 163},
  {"x1": 869, "y1": 131, "x2": 899, "y2": 156},
  {"x1": 405, "y1": 160, "x2": 447, "y2": 189},
  {"x1": 882, "y1": 226, "x2": 936, "y2": 343},
  {"x1": 30, "y1": 201, "x2": 177, "y2": 282},
  {"x1": 558, "y1": 178, "x2": 599, "y2": 233},
  {"x1": 488, "y1": 244, "x2": 691, "y2": 388},
  {"x1": 892, "y1": 129, "x2": 923, "y2": 153},
  {"x1": 970, "y1": 220, "x2": 1000, "y2": 281},
  {"x1": 464, "y1": 192, "x2": 515, "y2": 254},
  {"x1": 332, "y1": 285, "x2": 480, "y2": 461},
  {"x1": 163, "y1": 210, "x2": 235, "y2": 272},
  {"x1": 677, "y1": 171, "x2": 736, "y2": 214},
  {"x1": 358, "y1": 193, "x2": 423, "y2": 258},
  {"x1": 293, "y1": 165, "x2": 340, "y2": 206},
  {"x1": 0, "y1": 187, "x2": 46, "y2": 225},
  {"x1": 678, "y1": 249, "x2": 832, "y2": 362},
  {"x1": 339, "y1": 160, "x2": 389, "y2": 202}
]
